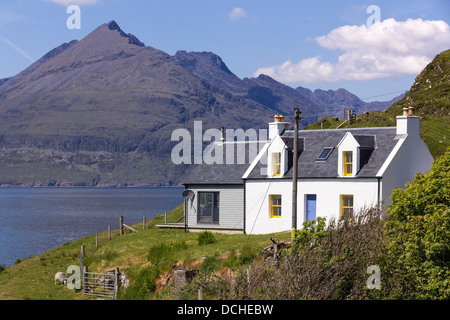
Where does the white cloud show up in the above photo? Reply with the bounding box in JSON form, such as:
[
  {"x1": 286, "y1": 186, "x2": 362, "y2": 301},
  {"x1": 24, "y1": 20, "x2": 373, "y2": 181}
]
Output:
[
  {"x1": 43, "y1": 0, "x2": 100, "y2": 6},
  {"x1": 229, "y1": 7, "x2": 248, "y2": 21},
  {"x1": 254, "y1": 18, "x2": 450, "y2": 83}
]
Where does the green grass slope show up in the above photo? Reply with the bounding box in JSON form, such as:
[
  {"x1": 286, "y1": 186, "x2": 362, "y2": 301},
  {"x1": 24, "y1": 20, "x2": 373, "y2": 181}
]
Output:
[{"x1": 0, "y1": 204, "x2": 289, "y2": 300}]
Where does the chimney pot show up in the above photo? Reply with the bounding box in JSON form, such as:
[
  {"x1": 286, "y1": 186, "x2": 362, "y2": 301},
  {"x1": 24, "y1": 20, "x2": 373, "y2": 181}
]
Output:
[
  {"x1": 408, "y1": 106, "x2": 415, "y2": 116},
  {"x1": 274, "y1": 114, "x2": 284, "y2": 123},
  {"x1": 402, "y1": 107, "x2": 409, "y2": 116}
]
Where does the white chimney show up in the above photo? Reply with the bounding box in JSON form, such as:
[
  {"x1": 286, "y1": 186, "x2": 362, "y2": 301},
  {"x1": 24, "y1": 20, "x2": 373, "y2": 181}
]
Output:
[
  {"x1": 396, "y1": 107, "x2": 420, "y2": 136},
  {"x1": 269, "y1": 115, "x2": 290, "y2": 139}
]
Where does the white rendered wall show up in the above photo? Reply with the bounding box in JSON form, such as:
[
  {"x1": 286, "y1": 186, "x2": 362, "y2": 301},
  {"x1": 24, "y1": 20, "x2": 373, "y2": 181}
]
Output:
[
  {"x1": 378, "y1": 129, "x2": 434, "y2": 208},
  {"x1": 245, "y1": 178, "x2": 379, "y2": 234}
]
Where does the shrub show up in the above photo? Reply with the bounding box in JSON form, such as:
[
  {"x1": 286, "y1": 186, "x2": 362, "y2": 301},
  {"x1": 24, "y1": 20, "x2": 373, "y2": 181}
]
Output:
[
  {"x1": 200, "y1": 254, "x2": 219, "y2": 275},
  {"x1": 227, "y1": 208, "x2": 388, "y2": 300},
  {"x1": 121, "y1": 267, "x2": 159, "y2": 300},
  {"x1": 384, "y1": 148, "x2": 450, "y2": 299},
  {"x1": 197, "y1": 231, "x2": 217, "y2": 246}
]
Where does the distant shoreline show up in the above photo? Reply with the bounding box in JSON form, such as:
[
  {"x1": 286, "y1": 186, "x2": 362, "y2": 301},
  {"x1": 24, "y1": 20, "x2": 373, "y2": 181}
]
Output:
[{"x1": 0, "y1": 183, "x2": 184, "y2": 188}]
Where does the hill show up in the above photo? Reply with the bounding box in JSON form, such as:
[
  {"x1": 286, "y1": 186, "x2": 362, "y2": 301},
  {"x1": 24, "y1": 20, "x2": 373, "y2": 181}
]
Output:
[
  {"x1": 0, "y1": 21, "x2": 279, "y2": 186},
  {"x1": 0, "y1": 21, "x2": 400, "y2": 186},
  {"x1": 304, "y1": 49, "x2": 450, "y2": 159}
]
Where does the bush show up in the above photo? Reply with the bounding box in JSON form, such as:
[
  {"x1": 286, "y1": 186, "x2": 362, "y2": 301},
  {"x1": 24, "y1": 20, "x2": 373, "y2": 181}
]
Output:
[
  {"x1": 200, "y1": 254, "x2": 219, "y2": 275},
  {"x1": 384, "y1": 148, "x2": 450, "y2": 299},
  {"x1": 228, "y1": 208, "x2": 388, "y2": 300},
  {"x1": 121, "y1": 267, "x2": 159, "y2": 300},
  {"x1": 197, "y1": 231, "x2": 217, "y2": 246}
]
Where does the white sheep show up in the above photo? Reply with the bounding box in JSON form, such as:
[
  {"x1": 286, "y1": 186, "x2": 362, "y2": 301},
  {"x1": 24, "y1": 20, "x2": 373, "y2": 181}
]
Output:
[{"x1": 55, "y1": 272, "x2": 68, "y2": 285}]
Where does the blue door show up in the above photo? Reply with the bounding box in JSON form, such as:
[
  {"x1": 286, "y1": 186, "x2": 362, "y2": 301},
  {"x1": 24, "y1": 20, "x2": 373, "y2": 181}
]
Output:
[{"x1": 306, "y1": 195, "x2": 317, "y2": 221}]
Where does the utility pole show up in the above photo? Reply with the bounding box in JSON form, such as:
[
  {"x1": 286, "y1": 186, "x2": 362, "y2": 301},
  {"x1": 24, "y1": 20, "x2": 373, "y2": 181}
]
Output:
[{"x1": 292, "y1": 108, "x2": 301, "y2": 243}]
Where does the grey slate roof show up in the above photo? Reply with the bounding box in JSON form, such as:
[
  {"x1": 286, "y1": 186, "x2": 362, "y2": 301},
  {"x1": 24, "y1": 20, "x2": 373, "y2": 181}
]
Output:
[
  {"x1": 182, "y1": 127, "x2": 400, "y2": 185},
  {"x1": 182, "y1": 141, "x2": 260, "y2": 185},
  {"x1": 245, "y1": 127, "x2": 399, "y2": 179}
]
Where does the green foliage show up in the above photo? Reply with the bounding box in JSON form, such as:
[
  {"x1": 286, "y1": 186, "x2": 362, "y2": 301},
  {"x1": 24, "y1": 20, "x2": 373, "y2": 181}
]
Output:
[
  {"x1": 147, "y1": 240, "x2": 188, "y2": 266},
  {"x1": 120, "y1": 266, "x2": 160, "y2": 300},
  {"x1": 200, "y1": 253, "x2": 219, "y2": 275},
  {"x1": 197, "y1": 231, "x2": 217, "y2": 246},
  {"x1": 229, "y1": 209, "x2": 388, "y2": 300},
  {"x1": 385, "y1": 148, "x2": 450, "y2": 299},
  {"x1": 224, "y1": 249, "x2": 258, "y2": 270},
  {"x1": 291, "y1": 217, "x2": 328, "y2": 253}
]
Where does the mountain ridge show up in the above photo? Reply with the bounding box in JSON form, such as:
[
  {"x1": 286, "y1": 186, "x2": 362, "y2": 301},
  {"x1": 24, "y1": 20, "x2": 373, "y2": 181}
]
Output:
[{"x1": 0, "y1": 20, "x2": 403, "y2": 186}]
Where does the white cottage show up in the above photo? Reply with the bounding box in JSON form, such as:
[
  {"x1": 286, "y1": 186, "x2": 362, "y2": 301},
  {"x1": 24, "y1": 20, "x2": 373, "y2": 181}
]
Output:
[
  {"x1": 182, "y1": 108, "x2": 434, "y2": 235},
  {"x1": 243, "y1": 110, "x2": 434, "y2": 234}
]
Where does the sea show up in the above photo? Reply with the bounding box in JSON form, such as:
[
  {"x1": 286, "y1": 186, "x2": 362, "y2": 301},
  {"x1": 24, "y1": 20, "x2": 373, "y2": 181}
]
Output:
[{"x1": 0, "y1": 187, "x2": 184, "y2": 267}]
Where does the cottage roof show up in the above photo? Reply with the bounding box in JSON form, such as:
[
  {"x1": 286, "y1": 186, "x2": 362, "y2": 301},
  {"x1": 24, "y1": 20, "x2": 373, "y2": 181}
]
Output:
[
  {"x1": 182, "y1": 126, "x2": 399, "y2": 185},
  {"x1": 245, "y1": 127, "x2": 398, "y2": 179},
  {"x1": 182, "y1": 140, "x2": 261, "y2": 185}
]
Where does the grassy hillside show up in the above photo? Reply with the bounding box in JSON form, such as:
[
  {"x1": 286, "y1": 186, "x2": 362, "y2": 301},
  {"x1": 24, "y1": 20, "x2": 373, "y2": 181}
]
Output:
[
  {"x1": 0, "y1": 204, "x2": 289, "y2": 300},
  {"x1": 305, "y1": 49, "x2": 450, "y2": 160}
]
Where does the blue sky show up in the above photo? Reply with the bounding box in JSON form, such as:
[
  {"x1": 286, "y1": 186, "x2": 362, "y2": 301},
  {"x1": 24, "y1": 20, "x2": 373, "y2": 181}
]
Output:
[{"x1": 0, "y1": 0, "x2": 449, "y2": 101}]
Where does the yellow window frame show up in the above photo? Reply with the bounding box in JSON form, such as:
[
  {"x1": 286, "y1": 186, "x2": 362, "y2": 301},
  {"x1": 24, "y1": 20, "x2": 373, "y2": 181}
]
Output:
[
  {"x1": 341, "y1": 194, "x2": 354, "y2": 218},
  {"x1": 343, "y1": 151, "x2": 353, "y2": 176},
  {"x1": 270, "y1": 195, "x2": 282, "y2": 218},
  {"x1": 273, "y1": 153, "x2": 281, "y2": 177}
]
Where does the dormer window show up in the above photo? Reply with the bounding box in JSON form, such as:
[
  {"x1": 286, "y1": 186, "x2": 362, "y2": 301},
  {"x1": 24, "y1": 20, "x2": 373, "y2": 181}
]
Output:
[
  {"x1": 343, "y1": 151, "x2": 353, "y2": 176},
  {"x1": 273, "y1": 152, "x2": 281, "y2": 176},
  {"x1": 337, "y1": 132, "x2": 361, "y2": 177}
]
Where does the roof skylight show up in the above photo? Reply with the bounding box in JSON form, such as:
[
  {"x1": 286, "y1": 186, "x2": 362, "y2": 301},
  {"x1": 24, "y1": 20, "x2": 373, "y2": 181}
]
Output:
[{"x1": 316, "y1": 147, "x2": 334, "y2": 160}]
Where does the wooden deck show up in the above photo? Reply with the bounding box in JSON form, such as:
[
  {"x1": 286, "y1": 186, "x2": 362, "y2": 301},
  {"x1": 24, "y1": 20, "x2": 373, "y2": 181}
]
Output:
[{"x1": 155, "y1": 223, "x2": 185, "y2": 229}]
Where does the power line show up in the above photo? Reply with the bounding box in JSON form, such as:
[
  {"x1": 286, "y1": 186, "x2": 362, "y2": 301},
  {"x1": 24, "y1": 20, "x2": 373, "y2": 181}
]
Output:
[{"x1": 361, "y1": 89, "x2": 407, "y2": 101}]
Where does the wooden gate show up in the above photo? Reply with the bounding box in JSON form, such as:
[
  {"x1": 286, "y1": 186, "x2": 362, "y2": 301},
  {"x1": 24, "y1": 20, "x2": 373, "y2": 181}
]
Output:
[{"x1": 82, "y1": 268, "x2": 119, "y2": 300}]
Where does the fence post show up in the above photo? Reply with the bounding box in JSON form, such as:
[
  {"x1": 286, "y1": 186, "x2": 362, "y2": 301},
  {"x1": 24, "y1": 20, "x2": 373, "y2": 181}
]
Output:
[
  {"x1": 120, "y1": 216, "x2": 124, "y2": 236},
  {"x1": 108, "y1": 225, "x2": 111, "y2": 240},
  {"x1": 165, "y1": 212, "x2": 167, "y2": 224},
  {"x1": 143, "y1": 216, "x2": 146, "y2": 230},
  {"x1": 95, "y1": 234, "x2": 98, "y2": 248}
]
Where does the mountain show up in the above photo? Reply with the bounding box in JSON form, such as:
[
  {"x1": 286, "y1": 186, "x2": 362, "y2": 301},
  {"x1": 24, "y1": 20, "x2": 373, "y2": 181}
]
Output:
[
  {"x1": 0, "y1": 21, "x2": 400, "y2": 186},
  {"x1": 174, "y1": 50, "x2": 402, "y2": 126},
  {"x1": 295, "y1": 86, "x2": 405, "y2": 119},
  {"x1": 174, "y1": 51, "x2": 324, "y2": 126},
  {"x1": 305, "y1": 49, "x2": 450, "y2": 159}
]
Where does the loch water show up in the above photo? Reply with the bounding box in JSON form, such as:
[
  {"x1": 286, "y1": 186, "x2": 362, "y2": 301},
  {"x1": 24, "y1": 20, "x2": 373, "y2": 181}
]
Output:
[{"x1": 0, "y1": 187, "x2": 183, "y2": 267}]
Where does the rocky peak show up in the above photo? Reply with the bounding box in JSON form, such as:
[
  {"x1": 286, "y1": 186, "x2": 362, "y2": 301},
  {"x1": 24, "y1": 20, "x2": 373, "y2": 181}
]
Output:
[{"x1": 105, "y1": 20, "x2": 145, "y2": 47}]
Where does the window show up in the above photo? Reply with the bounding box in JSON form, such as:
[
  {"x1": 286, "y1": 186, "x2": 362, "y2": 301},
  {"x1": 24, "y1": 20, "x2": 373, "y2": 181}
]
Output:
[
  {"x1": 198, "y1": 192, "x2": 219, "y2": 223},
  {"x1": 343, "y1": 151, "x2": 353, "y2": 176},
  {"x1": 316, "y1": 147, "x2": 333, "y2": 160},
  {"x1": 270, "y1": 195, "x2": 282, "y2": 218},
  {"x1": 273, "y1": 153, "x2": 281, "y2": 176},
  {"x1": 341, "y1": 195, "x2": 353, "y2": 219}
]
